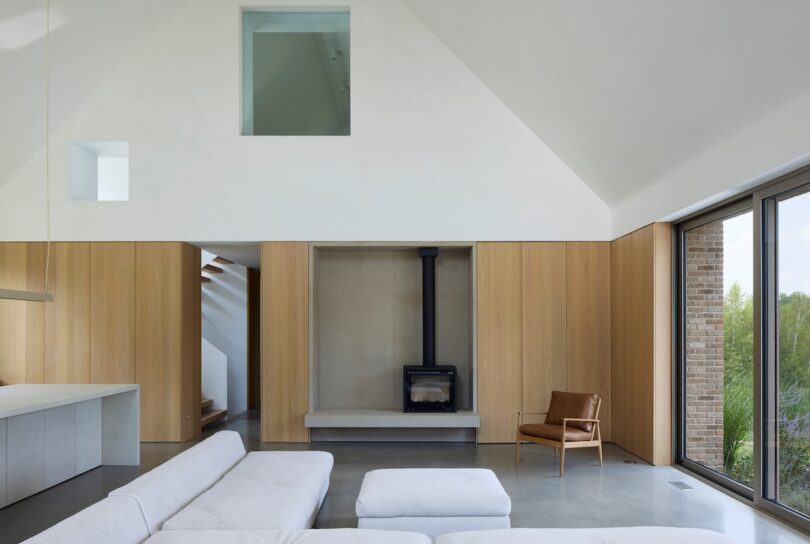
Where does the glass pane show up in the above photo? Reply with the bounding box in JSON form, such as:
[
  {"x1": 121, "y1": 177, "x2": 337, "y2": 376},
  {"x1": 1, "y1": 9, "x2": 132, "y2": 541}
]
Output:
[
  {"x1": 775, "y1": 190, "x2": 810, "y2": 516},
  {"x1": 684, "y1": 211, "x2": 754, "y2": 486},
  {"x1": 243, "y1": 11, "x2": 350, "y2": 136}
]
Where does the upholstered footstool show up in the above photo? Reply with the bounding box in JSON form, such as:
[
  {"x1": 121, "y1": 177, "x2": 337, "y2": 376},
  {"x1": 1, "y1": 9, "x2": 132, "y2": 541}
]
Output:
[{"x1": 355, "y1": 468, "x2": 511, "y2": 539}]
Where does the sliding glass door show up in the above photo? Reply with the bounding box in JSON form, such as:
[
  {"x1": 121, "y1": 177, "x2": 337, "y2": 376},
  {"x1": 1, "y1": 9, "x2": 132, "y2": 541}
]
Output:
[
  {"x1": 761, "y1": 183, "x2": 810, "y2": 524},
  {"x1": 678, "y1": 167, "x2": 810, "y2": 532},
  {"x1": 679, "y1": 203, "x2": 754, "y2": 493}
]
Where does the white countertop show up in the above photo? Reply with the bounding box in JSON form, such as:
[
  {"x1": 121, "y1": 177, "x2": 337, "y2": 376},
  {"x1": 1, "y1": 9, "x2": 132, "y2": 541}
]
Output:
[{"x1": 0, "y1": 384, "x2": 139, "y2": 419}]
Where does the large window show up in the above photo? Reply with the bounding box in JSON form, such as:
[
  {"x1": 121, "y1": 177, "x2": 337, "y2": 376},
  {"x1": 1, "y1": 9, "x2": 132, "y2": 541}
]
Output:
[
  {"x1": 677, "y1": 167, "x2": 810, "y2": 532},
  {"x1": 681, "y1": 206, "x2": 754, "y2": 490},
  {"x1": 242, "y1": 10, "x2": 350, "y2": 136}
]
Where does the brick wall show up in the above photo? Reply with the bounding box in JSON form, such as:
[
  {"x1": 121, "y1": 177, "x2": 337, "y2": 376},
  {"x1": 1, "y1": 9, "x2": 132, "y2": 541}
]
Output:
[{"x1": 685, "y1": 222, "x2": 725, "y2": 471}]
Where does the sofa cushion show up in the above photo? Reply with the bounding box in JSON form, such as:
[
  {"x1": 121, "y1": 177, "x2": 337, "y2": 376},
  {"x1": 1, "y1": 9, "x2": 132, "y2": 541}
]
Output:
[
  {"x1": 109, "y1": 431, "x2": 247, "y2": 534},
  {"x1": 162, "y1": 451, "x2": 334, "y2": 530},
  {"x1": 355, "y1": 468, "x2": 511, "y2": 518},
  {"x1": 519, "y1": 423, "x2": 593, "y2": 442},
  {"x1": 21, "y1": 496, "x2": 149, "y2": 544},
  {"x1": 145, "y1": 529, "x2": 431, "y2": 544},
  {"x1": 434, "y1": 527, "x2": 736, "y2": 544},
  {"x1": 359, "y1": 515, "x2": 510, "y2": 539},
  {"x1": 544, "y1": 391, "x2": 599, "y2": 432}
]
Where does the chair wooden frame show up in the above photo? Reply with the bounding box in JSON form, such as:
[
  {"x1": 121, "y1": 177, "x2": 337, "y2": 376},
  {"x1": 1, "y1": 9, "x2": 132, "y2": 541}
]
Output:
[{"x1": 515, "y1": 398, "x2": 602, "y2": 476}]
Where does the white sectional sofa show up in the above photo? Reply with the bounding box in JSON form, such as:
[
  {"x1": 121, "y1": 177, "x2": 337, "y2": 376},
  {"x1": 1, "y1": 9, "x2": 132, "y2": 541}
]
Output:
[{"x1": 20, "y1": 431, "x2": 735, "y2": 544}]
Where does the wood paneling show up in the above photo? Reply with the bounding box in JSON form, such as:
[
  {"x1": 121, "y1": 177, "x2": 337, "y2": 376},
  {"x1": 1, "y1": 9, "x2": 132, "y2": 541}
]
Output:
[
  {"x1": 521, "y1": 243, "x2": 566, "y2": 423},
  {"x1": 180, "y1": 244, "x2": 201, "y2": 442},
  {"x1": 566, "y1": 242, "x2": 611, "y2": 441},
  {"x1": 44, "y1": 243, "x2": 90, "y2": 384},
  {"x1": 610, "y1": 224, "x2": 672, "y2": 465},
  {"x1": 1, "y1": 241, "x2": 200, "y2": 443},
  {"x1": 135, "y1": 243, "x2": 200, "y2": 442},
  {"x1": 261, "y1": 242, "x2": 309, "y2": 443},
  {"x1": 247, "y1": 267, "x2": 261, "y2": 410},
  {"x1": 0, "y1": 243, "x2": 45, "y2": 384},
  {"x1": 477, "y1": 242, "x2": 523, "y2": 443},
  {"x1": 652, "y1": 223, "x2": 673, "y2": 465},
  {"x1": 89, "y1": 243, "x2": 136, "y2": 384}
]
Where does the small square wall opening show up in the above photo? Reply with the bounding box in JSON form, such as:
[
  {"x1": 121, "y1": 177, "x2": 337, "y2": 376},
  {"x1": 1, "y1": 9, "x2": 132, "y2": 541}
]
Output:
[{"x1": 70, "y1": 141, "x2": 129, "y2": 201}]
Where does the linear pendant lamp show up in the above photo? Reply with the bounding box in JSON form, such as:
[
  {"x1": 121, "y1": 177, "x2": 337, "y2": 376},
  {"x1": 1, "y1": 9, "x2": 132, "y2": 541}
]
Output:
[
  {"x1": 0, "y1": 1, "x2": 54, "y2": 304},
  {"x1": 0, "y1": 289, "x2": 54, "y2": 302}
]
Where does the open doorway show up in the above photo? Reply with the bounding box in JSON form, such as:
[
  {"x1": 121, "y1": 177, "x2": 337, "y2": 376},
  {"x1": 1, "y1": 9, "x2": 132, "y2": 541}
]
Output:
[{"x1": 196, "y1": 243, "x2": 261, "y2": 430}]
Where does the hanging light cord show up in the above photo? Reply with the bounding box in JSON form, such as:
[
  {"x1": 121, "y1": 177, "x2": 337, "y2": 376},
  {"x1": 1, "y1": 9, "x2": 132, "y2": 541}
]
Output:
[{"x1": 44, "y1": 0, "x2": 52, "y2": 292}]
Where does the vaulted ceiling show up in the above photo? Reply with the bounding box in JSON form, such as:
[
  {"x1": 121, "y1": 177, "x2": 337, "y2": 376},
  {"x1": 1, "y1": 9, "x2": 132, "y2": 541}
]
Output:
[{"x1": 402, "y1": 0, "x2": 810, "y2": 207}]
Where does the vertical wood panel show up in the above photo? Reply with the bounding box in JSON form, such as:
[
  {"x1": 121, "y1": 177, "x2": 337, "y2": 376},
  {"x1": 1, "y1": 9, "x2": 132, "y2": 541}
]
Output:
[
  {"x1": 0, "y1": 244, "x2": 49, "y2": 384},
  {"x1": 44, "y1": 243, "x2": 90, "y2": 384},
  {"x1": 653, "y1": 223, "x2": 673, "y2": 465},
  {"x1": 247, "y1": 267, "x2": 261, "y2": 410},
  {"x1": 566, "y1": 242, "x2": 611, "y2": 440},
  {"x1": 180, "y1": 243, "x2": 201, "y2": 442},
  {"x1": 89, "y1": 243, "x2": 136, "y2": 384},
  {"x1": 477, "y1": 242, "x2": 523, "y2": 443},
  {"x1": 630, "y1": 226, "x2": 655, "y2": 459},
  {"x1": 610, "y1": 234, "x2": 629, "y2": 447},
  {"x1": 135, "y1": 243, "x2": 184, "y2": 442},
  {"x1": 610, "y1": 224, "x2": 672, "y2": 465},
  {"x1": 261, "y1": 242, "x2": 309, "y2": 443},
  {"x1": 521, "y1": 243, "x2": 566, "y2": 422}
]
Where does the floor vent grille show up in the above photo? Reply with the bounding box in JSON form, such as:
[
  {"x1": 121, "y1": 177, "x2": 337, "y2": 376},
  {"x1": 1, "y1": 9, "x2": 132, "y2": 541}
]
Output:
[
  {"x1": 669, "y1": 481, "x2": 694, "y2": 490},
  {"x1": 623, "y1": 460, "x2": 638, "y2": 464}
]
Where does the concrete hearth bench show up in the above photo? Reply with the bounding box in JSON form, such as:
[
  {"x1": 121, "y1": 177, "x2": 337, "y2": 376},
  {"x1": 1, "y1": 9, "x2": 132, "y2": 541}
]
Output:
[{"x1": 355, "y1": 468, "x2": 512, "y2": 539}]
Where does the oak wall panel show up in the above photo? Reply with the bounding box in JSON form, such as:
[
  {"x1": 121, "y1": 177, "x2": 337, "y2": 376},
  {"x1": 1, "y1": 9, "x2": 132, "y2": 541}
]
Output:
[
  {"x1": 89, "y1": 243, "x2": 136, "y2": 384},
  {"x1": 261, "y1": 242, "x2": 309, "y2": 443},
  {"x1": 44, "y1": 243, "x2": 90, "y2": 384},
  {"x1": 477, "y1": 242, "x2": 523, "y2": 443},
  {"x1": 521, "y1": 243, "x2": 566, "y2": 422},
  {"x1": 0, "y1": 243, "x2": 45, "y2": 384},
  {"x1": 610, "y1": 224, "x2": 672, "y2": 465},
  {"x1": 566, "y1": 242, "x2": 611, "y2": 441},
  {"x1": 135, "y1": 242, "x2": 200, "y2": 442}
]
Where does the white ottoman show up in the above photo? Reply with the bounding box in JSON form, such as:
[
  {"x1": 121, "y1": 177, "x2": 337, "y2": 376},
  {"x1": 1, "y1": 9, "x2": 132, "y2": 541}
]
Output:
[{"x1": 355, "y1": 469, "x2": 511, "y2": 539}]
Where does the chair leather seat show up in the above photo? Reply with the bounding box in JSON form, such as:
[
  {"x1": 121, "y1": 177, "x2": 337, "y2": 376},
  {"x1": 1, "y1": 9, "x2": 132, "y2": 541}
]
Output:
[{"x1": 519, "y1": 423, "x2": 593, "y2": 442}]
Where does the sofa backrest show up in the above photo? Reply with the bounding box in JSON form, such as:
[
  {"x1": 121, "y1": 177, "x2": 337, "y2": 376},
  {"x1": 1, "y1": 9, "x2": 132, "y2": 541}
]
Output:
[
  {"x1": 21, "y1": 496, "x2": 150, "y2": 544},
  {"x1": 109, "y1": 430, "x2": 247, "y2": 534}
]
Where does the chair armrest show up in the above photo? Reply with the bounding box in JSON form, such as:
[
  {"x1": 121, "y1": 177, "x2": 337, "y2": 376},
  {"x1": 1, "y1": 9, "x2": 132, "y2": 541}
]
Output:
[
  {"x1": 517, "y1": 411, "x2": 548, "y2": 425},
  {"x1": 562, "y1": 417, "x2": 600, "y2": 423}
]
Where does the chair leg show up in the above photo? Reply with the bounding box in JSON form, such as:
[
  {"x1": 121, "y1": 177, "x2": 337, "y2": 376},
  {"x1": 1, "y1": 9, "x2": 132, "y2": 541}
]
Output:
[
  {"x1": 554, "y1": 448, "x2": 559, "y2": 457},
  {"x1": 515, "y1": 436, "x2": 521, "y2": 465},
  {"x1": 559, "y1": 447, "x2": 565, "y2": 477},
  {"x1": 597, "y1": 442, "x2": 603, "y2": 466}
]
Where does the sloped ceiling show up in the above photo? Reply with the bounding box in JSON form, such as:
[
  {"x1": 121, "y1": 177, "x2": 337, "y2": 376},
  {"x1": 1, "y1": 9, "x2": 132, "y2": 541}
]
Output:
[{"x1": 402, "y1": 0, "x2": 810, "y2": 207}]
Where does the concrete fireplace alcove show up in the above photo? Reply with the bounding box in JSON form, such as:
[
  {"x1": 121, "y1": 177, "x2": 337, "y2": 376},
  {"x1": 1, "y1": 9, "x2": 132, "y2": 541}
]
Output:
[{"x1": 305, "y1": 243, "x2": 479, "y2": 441}]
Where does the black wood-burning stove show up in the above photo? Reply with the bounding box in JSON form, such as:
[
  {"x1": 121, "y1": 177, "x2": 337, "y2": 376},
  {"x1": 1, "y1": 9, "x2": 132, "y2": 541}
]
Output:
[{"x1": 403, "y1": 247, "x2": 457, "y2": 412}]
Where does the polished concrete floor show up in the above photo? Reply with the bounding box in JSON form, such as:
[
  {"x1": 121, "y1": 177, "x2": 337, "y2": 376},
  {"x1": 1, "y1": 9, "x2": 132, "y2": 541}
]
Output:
[{"x1": 1, "y1": 412, "x2": 807, "y2": 544}]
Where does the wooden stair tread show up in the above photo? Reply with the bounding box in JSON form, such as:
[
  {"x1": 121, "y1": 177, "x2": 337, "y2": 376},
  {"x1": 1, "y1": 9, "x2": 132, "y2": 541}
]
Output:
[
  {"x1": 202, "y1": 264, "x2": 223, "y2": 274},
  {"x1": 201, "y1": 276, "x2": 211, "y2": 283},
  {"x1": 201, "y1": 398, "x2": 213, "y2": 410},
  {"x1": 201, "y1": 408, "x2": 227, "y2": 427},
  {"x1": 213, "y1": 256, "x2": 234, "y2": 265}
]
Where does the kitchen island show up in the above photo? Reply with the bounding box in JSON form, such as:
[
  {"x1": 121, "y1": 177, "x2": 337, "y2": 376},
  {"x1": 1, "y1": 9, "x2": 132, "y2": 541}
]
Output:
[{"x1": 0, "y1": 383, "x2": 139, "y2": 508}]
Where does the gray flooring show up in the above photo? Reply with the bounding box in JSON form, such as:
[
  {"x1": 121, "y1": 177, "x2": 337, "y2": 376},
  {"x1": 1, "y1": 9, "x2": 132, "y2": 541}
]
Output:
[{"x1": 1, "y1": 412, "x2": 807, "y2": 544}]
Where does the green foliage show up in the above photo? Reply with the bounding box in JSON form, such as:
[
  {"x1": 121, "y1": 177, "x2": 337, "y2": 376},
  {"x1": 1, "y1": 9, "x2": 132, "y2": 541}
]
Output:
[
  {"x1": 723, "y1": 381, "x2": 753, "y2": 485},
  {"x1": 719, "y1": 283, "x2": 809, "y2": 512}
]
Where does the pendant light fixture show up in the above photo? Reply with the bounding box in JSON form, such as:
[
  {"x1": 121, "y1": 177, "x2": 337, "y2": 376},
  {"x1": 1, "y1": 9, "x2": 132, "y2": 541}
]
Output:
[{"x1": 0, "y1": 1, "x2": 54, "y2": 303}]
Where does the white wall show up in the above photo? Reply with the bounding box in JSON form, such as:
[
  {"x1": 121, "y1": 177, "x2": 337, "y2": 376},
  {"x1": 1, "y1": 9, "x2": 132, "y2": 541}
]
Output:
[
  {"x1": 201, "y1": 260, "x2": 248, "y2": 418},
  {"x1": 611, "y1": 91, "x2": 810, "y2": 237},
  {"x1": 201, "y1": 338, "x2": 228, "y2": 412},
  {"x1": 0, "y1": 0, "x2": 610, "y2": 242}
]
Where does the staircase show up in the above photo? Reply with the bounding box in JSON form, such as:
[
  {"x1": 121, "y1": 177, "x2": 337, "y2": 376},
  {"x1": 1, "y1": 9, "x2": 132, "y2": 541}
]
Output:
[
  {"x1": 201, "y1": 256, "x2": 232, "y2": 283},
  {"x1": 201, "y1": 398, "x2": 227, "y2": 428}
]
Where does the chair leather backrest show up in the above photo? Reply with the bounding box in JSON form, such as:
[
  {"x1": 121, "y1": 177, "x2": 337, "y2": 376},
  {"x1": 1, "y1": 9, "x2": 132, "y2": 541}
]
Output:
[{"x1": 545, "y1": 391, "x2": 599, "y2": 432}]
